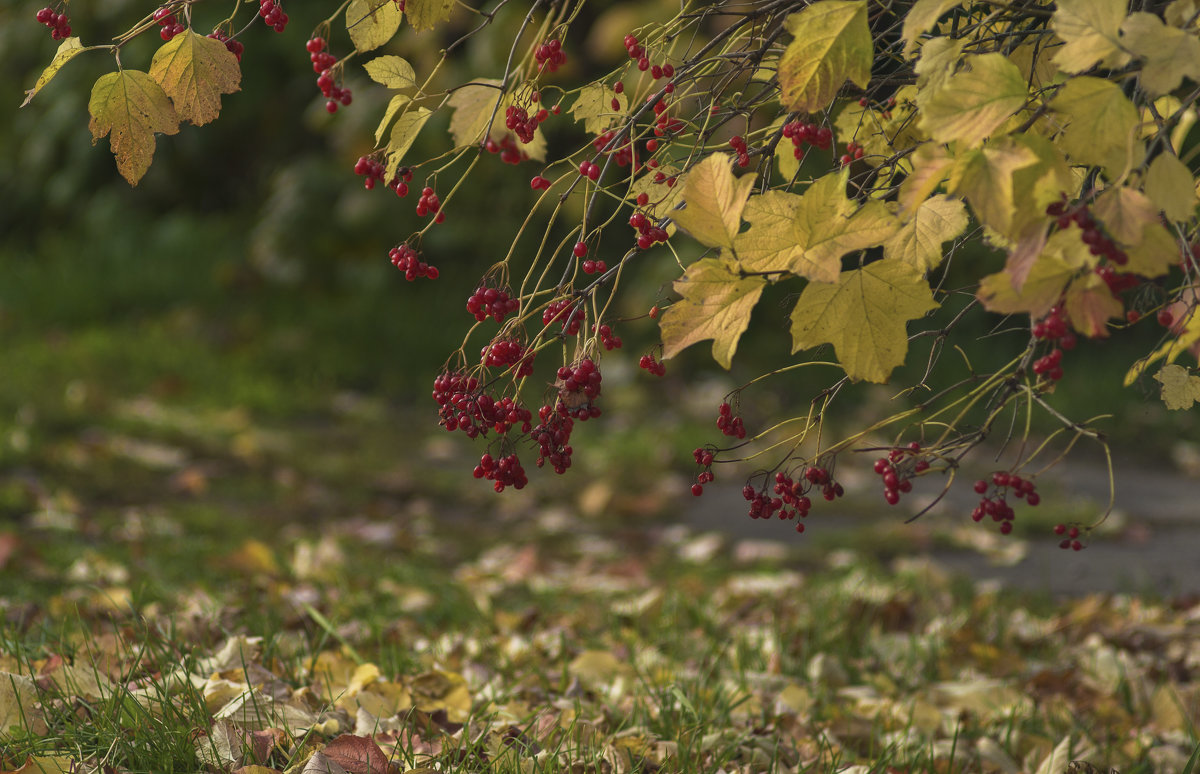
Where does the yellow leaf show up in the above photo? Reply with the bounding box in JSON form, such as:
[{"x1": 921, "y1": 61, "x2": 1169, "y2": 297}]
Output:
[
  {"x1": 918, "y1": 53, "x2": 1027, "y2": 148},
  {"x1": 384, "y1": 106, "x2": 430, "y2": 180},
  {"x1": 1167, "y1": 0, "x2": 1200, "y2": 27},
  {"x1": 1154, "y1": 364, "x2": 1200, "y2": 410},
  {"x1": 149, "y1": 31, "x2": 240, "y2": 127},
  {"x1": 1127, "y1": 308, "x2": 1200, "y2": 384},
  {"x1": 834, "y1": 85, "x2": 924, "y2": 168},
  {"x1": 1051, "y1": 76, "x2": 1141, "y2": 178},
  {"x1": 789, "y1": 260, "x2": 937, "y2": 383},
  {"x1": 1124, "y1": 221, "x2": 1179, "y2": 278},
  {"x1": 1092, "y1": 185, "x2": 1159, "y2": 245},
  {"x1": 913, "y1": 36, "x2": 964, "y2": 98},
  {"x1": 570, "y1": 82, "x2": 627, "y2": 135},
  {"x1": 363, "y1": 55, "x2": 416, "y2": 89},
  {"x1": 899, "y1": 144, "x2": 954, "y2": 217},
  {"x1": 672, "y1": 154, "x2": 756, "y2": 250},
  {"x1": 1144, "y1": 152, "x2": 1196, "y2": 222},
  {"x1": 568, "y1": 650, "x2": 633, "y2": 688},
  {"x1": 735, "y1": 172, "x2": 900, "y2": 283},
  {"x1": 21, "y1": 37, "x2": 87, "y2": 107},
  {"x1": 405, "y1": 0, "x2": 453, "y2": 33},
  {"x1": 1121, "y1": 12, "x2": 1200, "y2": 97},
  {"x1": 1032, "y1": 735, "x2": 1073, "y2": 774},
  {"x1": 88, "y1": 70, "x2": 180, "y2": 186},
  {"x1": 447, "y1": 80, "x2": 502, "y2": 147},
  {"x1": 660, "y1": 256, "x2": 768, "y2": 369},
  {"x1": 0, "y1": 671, "x2": 43, "y2": 736},
  {"x1": 778, "y1": 0, "x2": 871, "y2": 113},
  {"x1": 977, "y1": 252, "x2": 1075, "y2": 318},
  {"x1": 1052, "y1": 0, "x2": 1130, "y2": 73},
  {"x1": 1064, "y1": 273, "x2": 1123, "y2": 337},
  {"x1": 901, "y1": 0, "x2": 966, "y2": 58},
  {"x1": 346, "y1": 0, "x2": 403, "y2": 52},
  {"x1": 948, "y1": 138, "x2": 1041, "y2": 237},
  {"x1": 375, "y1": 93, "x2": 410, "y2": 146},
  {"x1": 883, "y1": 194, "x2": 967, "y2": 271},
  {"x1": 409, "y1": 670, "x2": 471, "y2": 721}
]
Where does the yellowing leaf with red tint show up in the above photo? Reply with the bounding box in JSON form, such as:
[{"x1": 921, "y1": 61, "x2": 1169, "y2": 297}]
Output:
[
  {"x1": 660, "y1": 256, "x2": 767, "y2": 369},
  {"x1": 789, "y1": 260, "x2": 937, "y2": 383},
  {"x1": 149, "y1": 30, "x2": 241, "y2": 126},
  {"x1": 977, "y1": 252, "x2": 1074, "y2": 319},
  {"x1": 1065, "y1": 273, "x2": 1123, "y2": 338}
]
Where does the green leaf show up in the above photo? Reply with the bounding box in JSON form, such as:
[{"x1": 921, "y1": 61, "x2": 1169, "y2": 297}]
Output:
[
  {"x1": 570, "y1": 82, "x2": 627, "y2": 134},
  {"x1": 671, "y1": 154, "x2": 756, "y2": 250},
  {"x1": 347, "y1": 0, "x2": 403, "y2": 53},
  {"x1": 21, "y1": 37, "x2": 87, "y2": 107},
  {"x1": 384, "y1": 106, "x2": 431, "y2": 180},
  {"x1": 918, "y1": 53, "x2": 1027, "y2": 148},
  {"x1": 789, "y1": 260, "x2": 938, "y2": 383},
  {"x1": 363, "y1": 55, "x2": 417, "y2": 89},
  {"x1": 883, "y1": 194, "x2": 968, "y2": 272},
  {"x1": 734, "y1": 171, "x2": 899, "y2": 284},
  {"x1": 1122, "y1": 12, "x2": 1200, "y2": 97},
  {"x1": 660, "y1": 256, "x2": 767, "y2": 369},
  {"x1": 405, "y1": 0, "x2": 454, "y2": 32},
  {"x1": 88, "y1": 70, "x2": 180, "y2": 186},
  {"x1": 1051, "y1": 76, "x2": 1141, "y2": 178},
  {"x1": 1155, "y1": 364, "x2": 1200, "y2": 410},
  {"x1": 149, "y1": 30, "x2": 241, "y2": 126},
  {"x1": 1145, "y1": 152, "x2": 1196, "y2": 223},
  {"x1": 1052, "y1": 0, "x2": 1130, "y2": 73},
  {"x1": 901, "y1": 0, "x2": 966, "y2": 58},
  {"x1": 778, "y1": 0, "x2": 871, "y2": 113}
]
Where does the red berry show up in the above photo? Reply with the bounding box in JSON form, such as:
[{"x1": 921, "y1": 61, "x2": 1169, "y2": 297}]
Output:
[
  {"x1": 573, "y1": 241, "x2": 587, "y2": 258},
  {"x1": 1158, "y1": 309, "x2": 1175, "y2": 328},
  {"x1": 691, "y1": 483, "x2": 703, "y2": 496}
]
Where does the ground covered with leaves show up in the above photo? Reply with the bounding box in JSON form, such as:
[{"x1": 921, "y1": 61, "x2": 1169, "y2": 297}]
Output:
[{"x1": 0, "y1": 397, "x2": 1198, "y2": 774}]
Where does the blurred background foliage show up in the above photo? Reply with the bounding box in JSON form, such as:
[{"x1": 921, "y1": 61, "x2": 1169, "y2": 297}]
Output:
[{"x1": 1, "y1": 0, "x2": 1194, "y2": 491}]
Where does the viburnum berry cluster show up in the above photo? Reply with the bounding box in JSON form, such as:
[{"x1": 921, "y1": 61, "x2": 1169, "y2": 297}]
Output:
[
  {"x1": 638, "y1": 353, "x2": 666, "y2": 376},
  {"x1": 35, "y1": 6, "x2": 71, "y2": 39},
  {"x1": 481, "y1": 338, "x2": 534, "y2": 377},
  {"x1": 1047, "y1": 198, "x2": 1127, "y2": 266},
  {"x1": 534, "y1": 39, "x2": 566, "y2": 73},
  {"x1": 729, "y1": 135, "x2": 750, "y2": 168},
  {"x1": 1031, "y1": 305, "x2": 1075, "y2": 382},
  {"x1": 739, "y1": 465, "x2": 844, "y2": 532},
  {"x1": 473, "y1": 452, "x2": 528, "y2": 491},
  {"x1": 466, "y1": 286, "x2": 520, "y2": 323},
  {"x1": 415, "y1": 187, "x2": 443, "y2": 222},
  {"x1": 554, "y1": 357, "x2": 602, "y2": 419},
  {"x1": 542, "y1": 299, "x2": 585, "y2": 335},
  {"x1": 629, "y1": 211, "x2": 669, "y2": 251},
  {"x1": 153, "y1": 7, "x2": 186, "y2": 41},
  {"x1": 715, "y1": 402, "x2": 746, "y2": 439},
  {"x1": 840, "y1": 141, "x2": 865, "y2": 166},
  {"x1": 207, "y1": 29, "x2": 245, "y2": 61},
  {"x1": 307, "y1": 37, "x2": 337, "y2": 73},
  {"x1": 486, "y1": 135, "x2": 530, "y2": 165},
  {"x1": 258, "y1": 0, "x2": 288, "y2": 32},
  {"x1": 971, "y1": 472, "x2": 1040, "y2": 535},
  {"x1": 872, "y1": 442, "x2": 929, "y2": 506},
  {"x1": 1053, "y1": 522, "x2": 1087, "y2": 551},
  {"x1": 593, "y1": 324, "x2": 621, "y2": 350},
  {"x1": 388, "y1": 244, "x2": 438, "y2": 280},
  {"x1": 505, "y1": 103, "x2": 547, "y2": 145},
  {"x1": 781, "y1": 121, "x2": 833, "y2": 160}
]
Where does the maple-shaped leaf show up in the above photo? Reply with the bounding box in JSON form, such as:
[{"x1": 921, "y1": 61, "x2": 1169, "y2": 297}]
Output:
[
  {"x1": 1123, "y1": 221, "x2": 1179, "y2": 278},
  {"x1": 1065, "y1": 273, "x2": 1123, "y2": 338},
  {"x1": 1052, "y1": 0, "x2": 1130, "y2": 73},
  {"x1": 918, "y1": 53, "x2": 1027, "y2": 148},
  {"x1": 321, "y1": 734, "x2": 393, "y2": 774},
  {"x1": 571, "y1": 82, "x2": 627, "y2": 134},
  {"x1": 1154, "y1": 364, "x2": 1200, "y2": 410},
  {"x1": 21, "y1": 37, "x2": 88, "y2": 107},
  {"x1": 405, "y1": 0, "x2": 454, "y2": 32},
  {"x1": 149, "y1": 30, "x2": 240, "y2": 126},
  {"x1": 1092, "y1": 185, "x2": 1160, "y2": 245},
  {"x1": 672, "y1": 154, "x2": 756, "y2": 250},
  {"x1": 384, "y1": 106, "x2": 431, "y2": 180},
  {"x1": 898, "y1": 144, "x2": 954, "y2": 217},
  {"x1": 913, "y1": 36, "x2": 965, "y2": 97},
  {"x1": 883, "y1": 194, "x2": 967, "y2": 272},
  {"x1": 363, "y1": 55, "x2": 416, "y2": 90},
  {"x1": 88, "y1": 70, "x2": 180, "y2": 185},
  {"x1": 1144, "y1": 152, "x2": 1196, "y2": 223},
  {"x1": 660, "y1": 256, "x2": 767, "y2": 369},
  {"x1": 1122, "y1": 12, "x2": 1200, "y2": 97},
  {"x1": 789, "y1": 259, "x2": 937, "y2": 383},
  {"x1": 778, "y1": 0, "x2": 871, "y2": 113},
  {"x1": 1051, "y1": 76, "x2": 1141, "y2": 178},
  {"x1": 347, "y1": 0, "x2": 403, "y2": 52},
  {"x1": 734, "y1": 171, "x2": 899, "y2": 284},
  {"x1": 901, "y1": 0, "x2": 966, "y2": 58},
  {"x1": 976, "y1": 251, "x2": 1074, "y2": 318},
  {"x1": 445, "y1": 80, "x2": 545, "y2": 161}
]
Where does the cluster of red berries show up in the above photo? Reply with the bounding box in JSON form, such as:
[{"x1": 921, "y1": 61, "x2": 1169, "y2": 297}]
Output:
[
  {"x1": 690, "y1": 448, "x2": 716, "y2": 496},
  {"x1": 873, "y1": 442, "x2": 930, "y2": 506},
  {"x1": 532, "y1": 404, "x2": 574, "y2": 473},
  {"x1": 388, "y1": 244, "x2": 438, "y2": 280},
  {"x1": 729, "y1": 135, "x2": 750, "y2": 168},
  {"x1": 504, "y1": 104, "x2": 547, "y2": 144},
  {"x1": 486, "y1": 135, "x2": 530, "y2": 165},
  {"x1": 542, "y1": 299, "x2": 585, "y2": 335},
  {"x1": 416, "y1": 187, "x2": 443, "y2": 221},
  {"x1": 473, "y1": 452, "x2": 528, "y2": 491},
  {"x1": 258, "y1": 0, "x2": 288, "y2": 32},
  {"x1": 629, "y1": 211, "x2": 669, "y2": 250},
  {"x1": 307, "y1": 37, "x2": 337, "y2": 72},
  {"x1": 534, "y1": 38, "x2": 567, "y2": 73},
  {"x1": 481, "y1": 338, "x2": 534, "y2": 377},
  {"x1": 971, "y1": 472, "x2": 1039, "y2": 535},
  {"x1": 716, "y1": 401, "x2": 746, "y2": 439},
  {"x1": 741, "y1": 466, "x2": 843, "y2": 532},
  {"x1": 433, "y1": 372, "x2": 533, "y2": 439},
  {"x1": 152, "y1": 7, "x2": 186, "y2": 41},
  {"x1": 1097, "y1": 264, "x2": 1140, "y2": 297},
  {"x1": 1053, "y1": 522, "x2": 1086, "y2": 551},
  {"x1": 466, "y1": 286, "x2": 520, "y2": 323},
  {"x1": 353, "y1": 156, "x2": 388, "y2": 189},
  {"x1": 623, "y1": 34, "x2": 646, "y2": 64},
  {"x1": 578, "y1": 160, "x2": 602, "y2": 181},
  {"x1": 638, "y1": 354, "x2": 666, "y2": 376},
  {"x1": 840, "y1": 142, "x2": 865, "y2": 166},
  {"x1": 593, "y1": 131, "x2": 636, "y2": 168},
  {"x1": 35, "y1": 7, "x2": 71, "y2": 39},
  {"x1": 781, "y1": 121, "x2": 833, "y2": 160},
  {"x1": 573, "y1": 242, "x2": 608, "y2": 275},
  {"x1": 207, "y1": 29, "x2": 245, "y2": 61},
  {"x1": 316, "y1": 69, "x2": 352, "y2": 113},
  {"x1": 1046, "y1": 198, "x2": 1127, "y2": 266},
  {"x1": 1031, "y1": 305, "x2": 1075, "y2": 381},
  {"x1": 556, "y1": 358, "x2": 602, "y2": 409},
  {"x1": 530, "y1": 175, "x2": 552, "y2": 190},
  {"x1": 593, "y1": 323, "x2": 621, "y2": 350}
]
